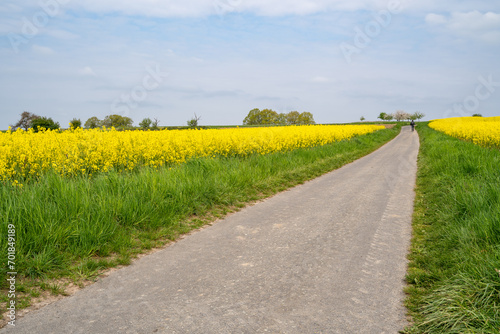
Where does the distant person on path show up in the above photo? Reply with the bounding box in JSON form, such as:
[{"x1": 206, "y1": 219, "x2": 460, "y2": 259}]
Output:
[{"x1": 410, "y1": 120, "x2": 415, "y2": 132}]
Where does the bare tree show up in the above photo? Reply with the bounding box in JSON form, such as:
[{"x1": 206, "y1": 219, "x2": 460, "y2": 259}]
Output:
[
  {"x1": 152, "y1": 118, "x2": 160, "y2": 130},
  {"x1": 12, "y1": 111, "x2": 39, "y2": 130},
  {"x1": 187, "y1": 113, "x2": 201, "y2": 127}
]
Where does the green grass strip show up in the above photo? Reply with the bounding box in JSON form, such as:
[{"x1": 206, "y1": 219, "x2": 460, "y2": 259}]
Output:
[
  {"x1": 405, "y1": 123, "x2": 500, "y2": 333},
  {"x1": 0, "y1": 126, "x2": 400, "y2": 316}
]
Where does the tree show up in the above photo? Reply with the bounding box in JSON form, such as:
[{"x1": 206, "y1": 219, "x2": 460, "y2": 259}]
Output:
[
  {"x1": 31, "y1": 117, "x2": 60, "y2": 132},
  {"x1": 378, "y1": 112, "x2": 387, "y2": 121},
  {"x1": 393, "y1": 110, "x2": 410, "y2": 122},
  {"x1": 152, "y1": 118, "x2": 160, "y2": 130},
  {"x1": 243, "y1": 108, "x2": 262, "y2": 125},
  {"x1": 276, "y1": 113, "x2": 287, "y2": 125},
  {"x1": 139, "y1": 118, "x2": 152, "y2": 129},
  {"x1": 12, "y1": 111, "x2": 39, "y2": 130},
  {"x1": 384, "y1": 113, "x2": 394, "y2": 121},
  {"x1": 69, "y1": 118, "x2": 82, "y2": 129},
  {"x1": 360, "y1": 116, "x2": 365, "y2": 122},
  {"x1": 243, "y1": 108, "x2": 316, "y2": 126},
  {"x1": 472, "y1": 113, "x2": 483, "y2": 117},
  {"x1": 260, "y1": 109, "x2": 279, "y2": 124},
  {"x1": 102, "y1": 114, "x2": 133, "y2": 128},
  {"x1": 297, "y1": 112, "x2": 315, "y2": 125},
  {"x1": 412, "y1": 112, "x2": 425, "y2": 121},
  {"x1": 187, "y1": 113, "x2": 201, "y2": 128},
  {"x1": 243, "y1": 108, "x2": 278, "y2": 125},
  {"x1": 286, "y1": 111, "x2": 300, "y2": 125},
  {"x1": 85, "y1": 117, "x2": 102, "y2": 129}
]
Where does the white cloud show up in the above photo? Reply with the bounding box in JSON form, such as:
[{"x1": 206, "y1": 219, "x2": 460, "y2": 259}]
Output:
[
  {"x1": 32, "y1": 45, "x2": 55, "y2": 55},
  {"x1": 79, "y1": 66, "x2": 97, "y2": 76},
  {"x1": 0, "y1": 0, "x2": 498, "y2": 20},
  {"x1": 426, "y1": 11, "x2": 500, "y2": 43},
  {"x1": 448, "y1": 11, "x2": 500, "y2": 31},
  {"x1": 425, "y1": 13, "x2": 446, "y2": 25},
  {"x1": 0, "y1": 3, "x2": 25, "y2": 13},
  {"x1": 46, "y1": 29, "x2": 79, "y2": 40},
  {"x1": 311, "y1": 76, "x2": 330, "y2": 83},
  {"x1": 2, "y1": 0, "x2": 499, "y2": 19},
  {"x1": 240, "y1": 0, "x2": 328, "y2": 16},
  {"x1": 64, "y1": 0, "x2": 500, "y2": 17}
]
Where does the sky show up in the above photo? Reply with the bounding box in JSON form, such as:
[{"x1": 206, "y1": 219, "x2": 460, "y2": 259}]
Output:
[{"x1": 1, "y1": 0, "x2": 499, "y2": 129}]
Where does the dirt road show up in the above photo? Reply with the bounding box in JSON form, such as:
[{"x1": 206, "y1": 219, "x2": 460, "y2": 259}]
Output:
[{"x1": 2, "y1": 126, "x2": 419, "y2": 334}]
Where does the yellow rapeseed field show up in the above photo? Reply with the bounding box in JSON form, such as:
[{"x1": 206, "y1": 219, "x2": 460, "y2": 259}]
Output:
[
  {"x1": 429, "y1": 116, "x2": 500, "y2": 148},
  {"x1": 0, "y1": 124, "x2": 383, "y2": 184}
]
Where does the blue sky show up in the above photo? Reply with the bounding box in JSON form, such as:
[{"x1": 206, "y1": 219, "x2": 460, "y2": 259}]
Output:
[{"x1": 1, "y1": 0, "x2": 499, "y2": 129}]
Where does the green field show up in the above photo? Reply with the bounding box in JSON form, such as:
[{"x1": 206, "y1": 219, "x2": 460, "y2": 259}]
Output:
[{"x1": 405, "y1": 123, "x2": 500, "y2": 333}]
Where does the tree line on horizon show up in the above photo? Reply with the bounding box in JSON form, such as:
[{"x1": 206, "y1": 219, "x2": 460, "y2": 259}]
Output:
[
  {"x1": 378, "y1": 111, "x2": 425, "y2": 122},
  {"x1": 10, "y1": 109, "x2": 435, "y2": 132},
  {"x1": 243, "y1": 109, "x2": 315, "y2": 126},
  {"x1": 10, "y1": 109, "x2": 316, "y2": 131},
  {"x1": 10, "y1": 112, "x2": 160, "y2": 131},
  {"x1": 9, "y1": 112, "x2": 201, "y2": 131}
]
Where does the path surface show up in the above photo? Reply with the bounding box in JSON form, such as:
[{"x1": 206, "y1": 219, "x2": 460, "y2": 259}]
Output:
[{"x1": 2, "y1": 127, "x2": 420, "y2": 334}]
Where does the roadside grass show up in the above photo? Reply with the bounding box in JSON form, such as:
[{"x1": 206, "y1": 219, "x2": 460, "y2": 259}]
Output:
[
  {"x1": 0, "y1": 125, "x2": 401, "y2": 319},
  {"x1": 404, "y1": 123, "x2": 500, "y2": 333}
]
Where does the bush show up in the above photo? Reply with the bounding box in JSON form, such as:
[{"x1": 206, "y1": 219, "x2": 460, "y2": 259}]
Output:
[
  {"x1": 139, "y1": 118, "x2": 152, "y2": 129},
  {"x1": 69, "y1": 118, "x2": 82, "y2": 129},
  {"x1": 187, "y1": 114, "x2": 201, "y2": 128},
  {"x1": 31, "y1": 117, "x2": 60, "y2": 132},
  {"x1": 102, "y1": 114, "x2": 133, "y2": 128},
  {"x1": 84, "y1": 117, "x2": 102, "y2": 129}
]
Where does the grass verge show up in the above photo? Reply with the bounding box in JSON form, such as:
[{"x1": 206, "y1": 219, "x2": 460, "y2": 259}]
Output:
[
  {"x1": 0, "y1": 125, "x2": 400, "y2": 322},
  {"x1": 404, "y1": 123, "x2": 500, "y2": 333}
]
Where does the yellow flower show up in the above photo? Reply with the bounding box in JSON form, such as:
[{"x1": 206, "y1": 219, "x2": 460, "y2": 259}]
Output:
[
  {"x1": 429, "y1": 117, "x2": 500, "y2": 149},
  {"x1": 0, "y1": 124, "x2": 384, "y2": 182}
]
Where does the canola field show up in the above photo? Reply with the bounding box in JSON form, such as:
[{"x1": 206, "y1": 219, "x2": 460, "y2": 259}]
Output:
[
  {"x1": 429, "y1": 116, "x2": 500, "y2": 148},
  {"x1": 0, "y1": 124, "x2": 384, "y2": 184}
]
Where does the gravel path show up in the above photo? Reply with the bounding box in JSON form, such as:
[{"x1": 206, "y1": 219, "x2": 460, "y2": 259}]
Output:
[{"x1": 2, "y1": 126, "x2": 419, "y2": 334}]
